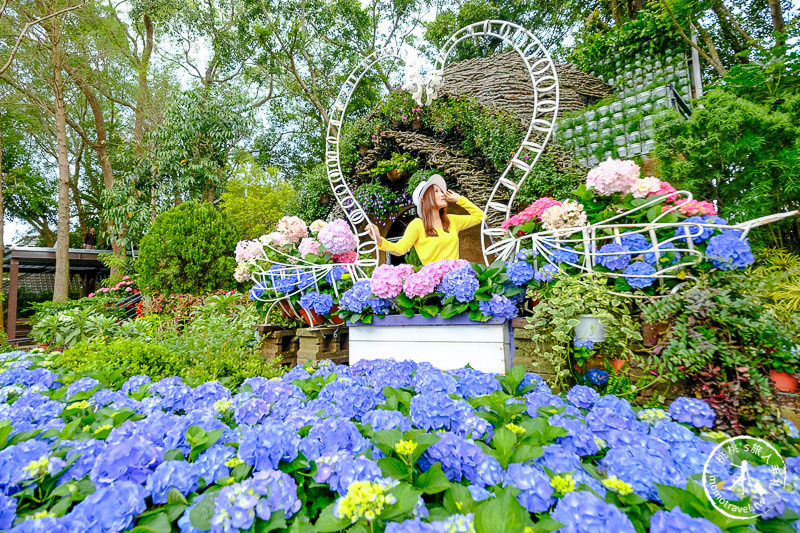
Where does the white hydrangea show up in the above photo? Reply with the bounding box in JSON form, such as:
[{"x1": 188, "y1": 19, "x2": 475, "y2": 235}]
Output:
[
  {"x1": 628, "y1": 176, "x2": 662, "y2": 199},
  {"x1": 540, "y1": 200, "x2": 588, "y2": 230}
]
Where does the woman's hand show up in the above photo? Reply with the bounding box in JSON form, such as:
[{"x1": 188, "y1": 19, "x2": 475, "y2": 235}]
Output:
[
  {"x1": 366, "y1": 223, "x2": 381, "y2": 243},
  {"x1": 445, "y1": 190, "x2": 461, "y2": 203}
]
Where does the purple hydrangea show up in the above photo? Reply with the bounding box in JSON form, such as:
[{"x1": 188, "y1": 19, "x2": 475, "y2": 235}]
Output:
[
  {"x1": 650, "y1": 507, "x2": 724, "y2": 533},
  {"x1": 194, "y1": 444, "x2": 235, "y2": 485},
  {"x1": 668, "y1": 397, "x2": 715, "y2": 428},
  {"x1": 90, "y1": 436, "x2": 163, "y2": 486},
  {"x1": 409, "y1": 391, "x2": 473, "y2": 432},
  {"x1": 548, "y1": 246, "x2": 579, "y2": 265},
  {"x1": 299, "y1": 418, "x2": 367, "y2": 460},
  {"x1": 551, "y1": 491, "x2": 636, "y2": 532},
  {"x1": 587, "y1": 368, "x2": 609, "y2": 385},
  {"x1": 339, "y1": 280, "x2": 373, "y2": 313},
  {"x1": 0, "y1": 492, "x2": 16, "y2": 530},
  {"x1": 146, "y1": 460, "x2": 200, "y2": 504},
  {"x1": 675, "y1": 215, "x2": 727, "y2": 244},
  {"x1": 66, "y1": 377, "x2": 99, "y2": 398},
  {"x1": 549, "y1": 414, "x2": 599, "y2": 457},
  {"x1": 623, "y1": 261, "x2": 657, "y2": 289},
  {"x1": 419, "y1": 432, "x2": 485, "y2": 483},
  {"x1": 596, "y1": 242, "x2": 631, "y2": 271},
  {"x1": 326, "y1": 456, "x2": 383, "y2": 495},
  {"x1": 506, "y1": 261, "x2": 534, "y2": 286},
  {"x1": 211, "y1": 481, "x2": 259, "y2": 532},
  {"x1": 478, "y1": 295, "x2": 518, "y2": 319},
  {"x1": 503, "y1": 462, "x2": 554, "y2": 512},
  {"x1": 437, "y1": 265, "x2": 480, "y2": 302},
  {"x1": 567, "y1": 385, "x2": 600, "y2": 409},
  {"x1": 705, "y1": 230, "x2": 754, "y2": 270},
  {"x1": 250, "y1": 469, "x2": 302, "y2": 521},
  {"x1": 475, "y1": 455, "x2": 504, "y2": 487},
  {"x1": 534, "y1": 263, "x2": 559, "y2": 282},
  {"x1": 234, "y1": 398, "x2": 270, "y2": 426},
  {"x1": 238, "y1": 423, "x2": 300, "y2": 470},
  {"x1": 299, "y1": 291, "x2": 334, "y2": 315},
  {"x1": 318, "y1": 219, "x2": 358, "y2": 255},
  {"x1": 619, "y1": 232, "x2": 651, "y2": 252}
]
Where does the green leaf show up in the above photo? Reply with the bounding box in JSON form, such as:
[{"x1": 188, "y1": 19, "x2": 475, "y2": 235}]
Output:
[
  {"x1": 314, "y1": 502, "x2": 351, "y2": 532},
  {"x1": 646, "y1": 204, "x2": 663, "y2": 222},
  {"x1": 526, "y1": 517, "x2": 564, "y2": 533},
  {"x1": 132, "y1": 511, "x2": 172, "y2": 533},
  {"x1": 383, "y1": 483, "x2": 422, "y2": 521},
  {"x1": 511, "y1": 444, "x2": 543, "y2": 463},
  {"x1": 372, "y1": 428, "x2": 403, "y2": 456},
  {"x1": 396, "y1": 293, "x2": 415, "y2": 308},
  {"x1": 378, "y1": 457, "x2": 410, "y2": 481},
  {"x1": 167, "y1": 488, "x2": 189, "y2": 506},
  {"x1": 422, "y1": 305, "x2": 439, "y2": 317},
  {"x1": 0, "y1": 421, "x2": 11, "y2": 450},
  {"x1": 255, "y1": 513, "x2": 287, "y2": 532},
  {"x1": 287, "y1": 515, "x2": 316, "y2": 533},
  {"x1": 414, "y1": 462, "x2": 451, "y2": 494},
  {"x1": 474, "y1": 486, "x2": 533, "y2": 532},
  {"x1": 164, "y1": 448, "x2": 185, "y2": 461},
  {"x1": 490, "y1": 427, "x2": 516, "y2": 467},
  {"x1": 443, "y1": 485, "x2": 476, "y2": 514}
]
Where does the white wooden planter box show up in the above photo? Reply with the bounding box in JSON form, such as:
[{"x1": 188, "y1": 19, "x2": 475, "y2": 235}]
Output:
[{"x1": 348, "y1": 314, "x2": 514, "y2": 374}]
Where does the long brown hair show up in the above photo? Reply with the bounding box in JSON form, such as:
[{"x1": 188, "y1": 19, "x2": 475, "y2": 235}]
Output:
[{"x1": 420, "y1": 187, "x2": 450, "y2": 237}]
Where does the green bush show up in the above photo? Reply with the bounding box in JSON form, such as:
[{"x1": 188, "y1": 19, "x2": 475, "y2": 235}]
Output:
[
  {"x1": 31, "y1": 307, "x2": 122, "y2": 347},
  {"x1": 137, "y1": 201, "x2": 238, "y2": 294}
]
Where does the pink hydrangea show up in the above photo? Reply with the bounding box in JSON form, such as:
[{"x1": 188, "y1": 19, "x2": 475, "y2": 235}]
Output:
[
  {"x1": 586, "y1": 158, "x2": 640, "y2": 195},
  {"x1": 395, "y1": 264, "x2": 415, "y2": 280},
  {"x1": 403, "y1": 269, "x2": 439, "y2": 298},
  {"x1": 419, "y1": 258, "x2": 469, "y2": 284},
  {"x1": 333, "y1": 251, "x2": 359, "y2": 263},
  {"x1": 234, "y1": 239, "x2": 265, "y2": 263},
  {"x1": 502, "y1": 198, "x2": 561, "y2": 229},
  {"x1": 370, "y1": 265, "x2": 405, "y2": 298},
  {"x1": 276, "y1": 216, "x2": 308, "y2": 243},
  {"x1": 540, "y1": 200, "x2": 588, "y2": 230},
  {"x1": 88, "y1": 292, "x2": 96, "y2": 297},
  {"x1": 260, "y1": 232, "x2": 288, "y2": 248},
  {"x1": 628, "y1": 176, "x2": 662, "y2": 198},
  {"x1": 679, "y1": 199, "x2": 717, "y2": 216},
  {"x1": 318, "y1": 219, "x2": 358, "y2": 255},
  {"x1": 647, "y1": 181, "x2": 680, "y2": 202},
  {"x1": 298, "y1": 238, "x2": 321, "y2": 257}
]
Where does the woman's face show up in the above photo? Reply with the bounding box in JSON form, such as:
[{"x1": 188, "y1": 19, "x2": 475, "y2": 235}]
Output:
[{"x1": 431, "y1": 185, "x2": 447, "y2": 209}]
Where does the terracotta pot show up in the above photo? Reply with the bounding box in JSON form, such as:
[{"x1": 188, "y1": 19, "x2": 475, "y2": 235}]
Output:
[
  {"x1": 329, "y1": 305, "x2": 344, "y2": 325},
  {"x1": 276, "y1": 300, "x2": 296, "y2": 321},
  {"x1": 299, "y1": 308, "x2": 325, "y2": 327},
  {"x1": 611, "y1": 359, "x2": 627, "y2": 372},
  {"x1": 770, "y1": 370, "x2": 799, "y2": 393},
  {"x1": 39, "y1": 344, "x2": 49, "y2": 350}
]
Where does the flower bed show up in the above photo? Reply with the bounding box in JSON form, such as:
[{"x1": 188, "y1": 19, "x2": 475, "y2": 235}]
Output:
[{"x1": 1, "y1": 349, "x2": 799, "y2": 532}]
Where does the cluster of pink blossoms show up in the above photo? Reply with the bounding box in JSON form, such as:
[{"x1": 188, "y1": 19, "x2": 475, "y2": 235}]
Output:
[
  {"x1": 586, "y1": 158, "x2": 640, "y2": 195},
  {"x1": 297, "y1": 238, "x2": 321, "y2": 257},
  {"x1": 332, "y1": 251, "x2": 359, "y2": 264},
  {"x1": 676, "y1": 199, "x2": 717, "y2": 216},
  {"x1": 276, "y1": 216, "x2": 308, "y2": 243},
  {"x1": 501, "y1": 198, "x2": 561, "y2": 230},
  {"x1": 318, "y1": 219, "x2": 358, "y2": 255},
  {"x1": 403, "y1": 259, "x2": 468, "y2": 299},
  {"x1": 370, "y1": 264, "x2": 415, "y2": 298},
  {"x1": 234, "y1": 239, "x2": 265, "y2": 263}
]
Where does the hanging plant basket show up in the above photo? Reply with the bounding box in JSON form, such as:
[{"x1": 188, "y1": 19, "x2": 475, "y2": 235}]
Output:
[{"x1": 387, "y1": 169, "x2": 410, "y2": 182}]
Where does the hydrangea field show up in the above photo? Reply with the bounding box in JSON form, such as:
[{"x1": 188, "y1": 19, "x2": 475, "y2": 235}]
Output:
[{"x1": 1, "y1": 349, "x2": 799, "y2": 532}]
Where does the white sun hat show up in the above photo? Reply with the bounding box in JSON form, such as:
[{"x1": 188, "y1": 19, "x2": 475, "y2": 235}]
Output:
[{"x1": 412, "y1": 174, "x2": 447, "y2": 214}]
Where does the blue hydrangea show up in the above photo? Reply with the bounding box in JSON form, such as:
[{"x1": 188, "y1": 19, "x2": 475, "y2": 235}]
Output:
[
  {"x1": 567, "y1": 385, "x2": 600, "y2": 409},
  {"x1": 468, "y1": 485, "x2": 492, "y2": 501},
  {"x1": 121, "y1": 375, "x2": 151, "y2": 396},
  {"x1": 250, "y1": 469, "x2": 302, "y2": 521},
  {"x1": 413, "y1": 366, "x2": 458, "y2": 395},
  {"x1": 504, "y1": 463, "x2": 554, "y2": 512},
  {"x1": 534, "y1": 263, "x2": 559, "y2": 282},
  {"x1": 238, "y1": 423, "x2": 300, "y2": 470},
  {"x1": 299, "y1": 418, "x2": 367, "y2": 460},
  {"x1": 585, "y1": 407, "x2": 639, "y2": 446},
  {"x1": 549, "y1": 414, "x2": 598, "y2": 457},
  {"x1": 668, "y1": 397, "x2": 715, "y2": 428},
  {"x1": 506, "y1": 261, "x2": 534, "y2": 286},
  {"x1": 478, "y1": 294, "x2": 518, "y2": 319},
  {"x1": 361, "y1": 409, "x2": 412, "y2": 432},
  {"x1": 187, "y1": 381, "x2": 231, "y2": 411},
  {"x1": 368, "y1": 297, "x2": 394, "y2": 315},
  {"x1": 339, "y1": 280, "x2": 373, "y2": 313},
  {"x1": 299, "y1": 291, "x2": 334, "y2": 314},
  {"x1": 548, "y1": 246, "x2": 579, "y2": 265},
  {"x1": 675, "y1": 215, "x2": 727, "y2": 244},
  {"x1": 649, "y1": 507, "x2": 724, "y2": 533},
  {"x1": 475, "y1": 455, "x2": 504, "y2": 487},
  {"x1": 409, "y1": 391, "x2": 473, "y2": 432},
  {"x1": 551, "y1": 491, "x2": 636, "y2": 532},
  {"x1": 419, "y1": 432, "x2": 485, "y2": 483},
  {"x1": 450, "y1": 368, "x2": 501, "y2": 398},
  {"x1": 325, "y1": 265, "x2": 346, "y2": 284},
  {"x1": 66, "y1": 377, "x2": 99, "y2": 399},
  {"x1": 705, "y1": 230, "x2": 755, "y2": 270},
  {"x1": 68, "y1": 481, "x2": 148, "y2": 532},
  {"x1": 599, "y1": 438, "x2": 683, "y2": 500},
  {"x1": 59, "y1": 439, "x2": 108, "y2": 484},
  {"x1": 623, "y1": 261, "x2": 657, "y2": 289},
  {"x1": 619, "y1": 232, "x2": 651, "y2": 252},
  {"x1": 177, "y1": 498, "x2": 204, "y2": 533},
  {"x1": 146, "y1": 460, "x2": 200, "y2": 504},
  {"x1": 587, "y1": 368, "x2": 609, "y2": 385},
  {"x1": 437, "y1": 265, "x2": 480, "y2": 302},
  {"x1": 596, "y1": 242, "x2": 631, "y2": 271},
  {"x1": 318, "y1": 380, "x2": 383, "y2": 419},
  {"x1": 0, "y1": 492, "x2": 16, "y2": 530},
  {"x1": 90, "y1": 436, "x2": 163, "y2": 486},
  {"x1": 515, "y1": 249, "x2": 538, "y2": 260},
  {"x1": 234, "y1": 398, "x2": 270, "y2": 426},
  {"x1": 327, "y1": 456, "x2": 383, "y2": 495},
  {"x1": 644, "y1": 242, "x2": 682, "y2": 267},
  {"x1": 211, "y1": 481, "x2": 260, "y2": 532},
  {"x1": 248, "y1": 280, "x2": 270, "y2": 300},
  {"x1": 11, "y1": 515, "x2": 72, "y2": 532},
  {"x1": 295, "y1": 269, "x2": 315, "y2": 291},
  {"x1": 573, "y1": 337, "x2": 594, "y2": 350},
  {"x1": 194, "y1": 444, "x2": 235, "y2": 485}
]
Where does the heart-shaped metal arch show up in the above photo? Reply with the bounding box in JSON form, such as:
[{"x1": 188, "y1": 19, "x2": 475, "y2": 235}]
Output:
[{"x1": 324, "y1": 20, "x2": 560, "y2": 266}]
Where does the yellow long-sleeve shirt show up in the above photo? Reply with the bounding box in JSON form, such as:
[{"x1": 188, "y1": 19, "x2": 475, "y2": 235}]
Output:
[{"x1": 378, "y1": 196, "x2": 484, "y2": 264}]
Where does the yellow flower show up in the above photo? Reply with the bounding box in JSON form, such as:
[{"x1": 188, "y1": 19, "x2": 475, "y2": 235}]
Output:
[
  {"x1": 550, "y1": 474, "x2": 576, "y2": 496},
  {"x1": 224, "y1": 457, "x2": 245, "y2": 468},
  {"x1": 23, "y1": 456, "x2": 50, "y2": 478},
  {"x1": 214, "y1": 399, "x2": 233, "y2": 412},
  {"x1": 602, "y1": 476, "x2": 633, "y2": 495},
  {"x1": 94, "y1": 424, "x2": 113, "y2": 434},
  {"x1": 395, "y1": 440, "x2": 418, "y2": 456},
  {"x1": 334, "y1": 480, "x2": 397, "y2": 524},
  {"x1": 505, "y1": 423, "x2": 526, "y2": 436},
  {"x1": 69, "y1": 400, "x2": 92, "y2": 410},
  {"x1": 31, "y1": 510, "x2": 53, "y2": 519}
]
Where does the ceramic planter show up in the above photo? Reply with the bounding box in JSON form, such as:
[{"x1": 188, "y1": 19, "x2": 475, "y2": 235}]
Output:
[
  {"x1": 387, "y1": 169, "x2": 410, "y2": 182},
  {"x1": 770, "y1": 370, "x2": 798, "y2": 393},
  {"x1": 348, "y1": 314, "x2": 514, "y2": 374},
  {"x1": 574, "y1": 314, "x2": 607, "y2": 343}
]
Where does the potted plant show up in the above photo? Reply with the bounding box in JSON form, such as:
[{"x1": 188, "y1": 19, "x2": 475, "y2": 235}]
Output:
[
  {"x1": 767, "y1": 346, "x2": 799, "y2": 393},
  {"x1": 361, "y1": 152, "x2": 419, "y2": 182}
]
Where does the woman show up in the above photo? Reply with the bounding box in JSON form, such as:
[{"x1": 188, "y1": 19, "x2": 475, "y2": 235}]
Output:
[{"x1": 366, "y1": 174, "x2": 483, "y2": 264}]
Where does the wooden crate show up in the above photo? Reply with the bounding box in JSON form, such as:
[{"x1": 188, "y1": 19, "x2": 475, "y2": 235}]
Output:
[{"x1": 256, "y1": 326, "x2": 299, "y2": 367}]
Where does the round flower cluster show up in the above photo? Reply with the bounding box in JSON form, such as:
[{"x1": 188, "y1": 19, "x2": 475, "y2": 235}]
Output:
[
  {"x1": 437, "y1": 265, "x2": 480, "y2": 302},
  {"x1": 259, "y1": 231, "x2": 287, "y2": 248},
  {"x1": 674, "y1": 215, "x2": 728, "y2": 244},
  {"x1": 596, "y1": 242, "x2": 631, "y2": 271},
  {"x1": 309, "y1": 219, "x2": 328, "y2": 233},
  {"x1": 647, "y1": 180, "x2": 680, "y2": 201},
  {"x1": 478, "y1": 294, "x2": 518, "y2": 319},
  {"x1": 234, "y1": 239, "x2": 265, "y2": 263},
  {"x1": 299, "y1": 291, "x2": 334, "y2": 315},
  {"x1": 623, "y1": 261, "x2": 657, "y2": 289},
  {"x1": 501, "y1": 197, "x2": 562, "y2": 230},
  {"x1": 668, "y1": 397, "x2": 716, "y2": 428},
  {"x1": 705, "y1": 230, "x2": 755, "y2": 270},
  {"x1": 629, "y1": 176, "x2": 662, "y2": 198},
  {"x1": 333, "y1": 479, "x2": 397, "y2": 523},
  {"x1": 506, "y1": 261, "x2": 534, "y2": 286},
  {"x1": 276, "y1": 216, "x2": 308, "y2": 243},
  {"x1": 318, "y1": 219, "x2": 358, "y2": 255},
  {"x1": 297, "y1": 237, "x2": 321, "y2": 257},
  {"x1": 587, "y1": 368, "x2": 608, "y2": 386},
  {"x1": 534, "y1": 263, "x2": 559, "y2": 282},
  {"x1": 678, "y1": 199, "x2": 717, "y2": 216},
  {"x1": 370, "y1": 265, "x2": 408, "y2": 298},
  {"x1": 586, "y1": 158, "x2": 640, "y2": 196},
  {"x1": 540, "y1": 200, "x2": 588, "y2": 231}
]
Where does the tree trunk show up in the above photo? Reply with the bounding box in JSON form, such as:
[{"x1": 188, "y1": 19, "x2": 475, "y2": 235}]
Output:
[
  {"x1": 767, "y1": 0, "x2": 786, "y2": 46},
  {"x1": 52, "y1": 38, "x2": 71, "y2": 303},
  {"x1": 133, "y1": 13, "x2": 153, "y2": 149},
  {"x1": 0, "y1": 121, "x2": 5, "y2": 332}
]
